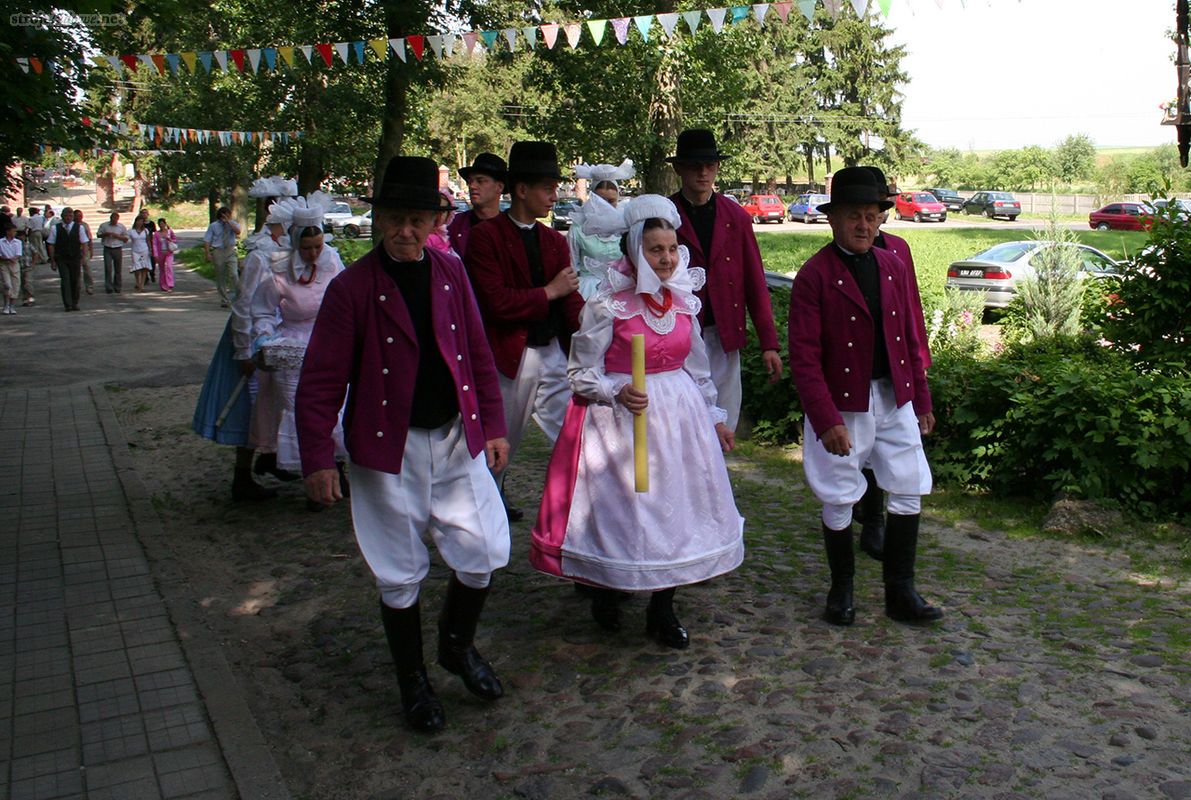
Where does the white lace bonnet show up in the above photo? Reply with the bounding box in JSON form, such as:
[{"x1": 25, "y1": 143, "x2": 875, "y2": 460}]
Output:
[{"x1": 268, "y1": 191, "x2": 335, "y2": 249}]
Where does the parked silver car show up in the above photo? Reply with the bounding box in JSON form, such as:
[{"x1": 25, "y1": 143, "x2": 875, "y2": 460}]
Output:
[{"x1": 945, "y1": 241, "x2": 1119, "y2": 308}]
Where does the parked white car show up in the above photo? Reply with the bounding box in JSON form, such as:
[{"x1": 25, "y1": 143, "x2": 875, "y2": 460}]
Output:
[
  {"x1": 945, "y1": 241, "x2": 1119, "y2": 308},
  {"x1": 321, "y1": 201, "x2": 355, "y2": 233},
  {"x1": 335, "y1": 209, "x2": 372, "y2": 239}
]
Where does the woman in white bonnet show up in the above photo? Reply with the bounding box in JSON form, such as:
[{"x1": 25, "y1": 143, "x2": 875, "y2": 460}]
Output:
[
  {"x1": 530, "y1": 194, "x2": 744, "y2": 649},
  {"x1": 249, "y1": 192, "x2": 348, "y2": 494},
  {"x1": 569, "y1": 159, "x2": 634, "y2": 300}
]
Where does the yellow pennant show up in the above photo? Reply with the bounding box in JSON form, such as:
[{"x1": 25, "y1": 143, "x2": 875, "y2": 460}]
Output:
[
  {"x1": 278, "y1": 46, "x2": 295, "y2": 66},
  {"x1": 180, "y1": 51, "x2": 197, "y2": 72},
  {"x1": 368, "y1": 38, "x2": 387, "y2": 59}
]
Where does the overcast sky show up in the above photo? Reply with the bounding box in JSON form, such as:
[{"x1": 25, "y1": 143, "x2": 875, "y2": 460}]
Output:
[{"x1": 884, "y1": 0, "x2": 1177, "y2": 151}]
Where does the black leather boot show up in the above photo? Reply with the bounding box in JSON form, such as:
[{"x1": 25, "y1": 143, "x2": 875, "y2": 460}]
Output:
[
  {"x1": 645, "y1": 588, "x2": 689, "y2": 649},
  {"x1": 499, "y1": 476, "x2": 523, "y2": 522},
  {"x1": 822, "y1": 524, "x2": 856, "y2": 625},
  {"x1": 231, "y1": 468, "x2": 277, "y2": 502},
  {"x1": 590, "y1": 587, "x2": 622, "y2": 632},
  {"x1": 883, "y1": 513, "x2": 944, "y2": 623},
  {"x1": 379, "y1": 600, "x2": 446, "y2": 732},
  {"x1": 437, "y1": 577, "x2": 504, "y2": 700},
  {"x1": 855, "y1": 468, "x2": 885, "y2": 562},
  {"x1": 253, "y1": 451, "x2": 301, "y2": 482}
]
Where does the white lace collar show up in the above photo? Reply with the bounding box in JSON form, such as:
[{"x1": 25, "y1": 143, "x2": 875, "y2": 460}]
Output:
[{"x1": 595, "y1": 250, "x2": 705, "y2": 335}]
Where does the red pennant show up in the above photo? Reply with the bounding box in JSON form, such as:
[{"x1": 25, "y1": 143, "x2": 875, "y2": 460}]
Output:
[
  {"x1": 774, "y1": 2, "x2": 792, "y2": 22},
  {"x1": 120, "y1": 54, "x2": 138, "y2": 71},
  {"x1": 151, "y1": 54, "x2": 166, "y2": 74},
  {"x1": 315, "y1": 43, "x2": 333, "y2": 66},
  {"x1": 81, "y1": 116, "x2": 92, "y2": 126},
  {"x1": 230, "y1": 49, "x2": 246, "y2": 71},
  {"x1": 406, "y1": 35, "x2": 424, "y2": 60},
  {"x1": 29, "y1": 57, "x2": 43, "y2": 74}
]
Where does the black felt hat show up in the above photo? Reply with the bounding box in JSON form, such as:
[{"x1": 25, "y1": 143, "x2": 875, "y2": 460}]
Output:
[
  {"x1": 459, "y1": 152, "x2": 508, "y2": 183},
  {"x1": 666, "y1": 128, "x2": 730, "y2": 163},
  {"x1": 507, "y1": 141, "x2": 563, "y2": 182},
  {"x1": 819, "y1": 166, "x2": 894, "y2": 213},
  {"x1": 862, "y1": 165, "x2": 892, "y2": 197},
  {"x1": 364, "y1": 156, "x2": 452, "y2": 211}
]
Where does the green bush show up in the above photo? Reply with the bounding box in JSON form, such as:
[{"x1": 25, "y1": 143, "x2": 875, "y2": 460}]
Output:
[
  {"x1": 928, "y1": 339, "x2": 1191, "y2": 518},
  {"x1": 740, "y1": 286, "x2": 801, "y2": 444}
]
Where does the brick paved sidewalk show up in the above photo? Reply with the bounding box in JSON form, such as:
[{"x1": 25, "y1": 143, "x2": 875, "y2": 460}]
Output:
[{"x1": 0, "y1": 386, "x2": 289, "y2": 800}]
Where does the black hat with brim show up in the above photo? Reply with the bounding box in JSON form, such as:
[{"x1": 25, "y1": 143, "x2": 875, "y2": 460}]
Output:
[
  {"x1": 507, "y1": 141, "x2": 564, "y2": 183},
  {"x1": 862, "y1": 165, "x2": 891, "y2": 197},
  {"x1": 818, "y1": 166, "x2": 895, "y2": 214},
  {"x1": 666, "y1": 128, "x2": 730, "y2": 163},
  {"x1": 364, "y1": 155, "x2": 453, "y2": 211},
  {"x1": 459, "y1": 152, "x2": 508, "y2": 183}
]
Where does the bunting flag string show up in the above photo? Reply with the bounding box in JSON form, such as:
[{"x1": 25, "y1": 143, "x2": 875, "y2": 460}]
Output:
[
  {"x1": 87, "y1": 118, "x2": 304, "y2": 147},
  {"x1": 32, "y1": 0, "x2": 977, "y2": 77}
]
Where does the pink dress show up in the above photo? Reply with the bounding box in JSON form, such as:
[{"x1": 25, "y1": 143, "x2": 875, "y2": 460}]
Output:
[
  {"x1": 531, "y1": 269, "x2": 744, "y2": 591},
  {"x1": 153, "y1": 228, "x2": 176, "y2": 290}
]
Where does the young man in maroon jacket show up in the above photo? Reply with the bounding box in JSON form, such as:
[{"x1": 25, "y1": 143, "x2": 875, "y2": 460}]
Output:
[
  {"x1": 464, "y1": 141, "x2": 583, "y2": 519},
  {"x1": 787, "y1": 166, "x2": 943, "y2": 627},
  {"x1": 668, "y1": 129, "x2": 783, "y2": 431},
  {"x1": 447, "y1": 152, "x2": 507, "y2": 260},
  {"x1": 297, "y1": 156, "x2": 511, "y2": 733}
]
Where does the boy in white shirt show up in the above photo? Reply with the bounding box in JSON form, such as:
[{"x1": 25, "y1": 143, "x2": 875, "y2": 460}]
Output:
[{"x1": 0, "y1": 224, "x2": 23, "y2": 315}]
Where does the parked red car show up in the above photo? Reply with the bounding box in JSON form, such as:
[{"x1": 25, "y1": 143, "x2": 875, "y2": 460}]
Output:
[
  {"x1": 894, "y1": 191, "x2": 947, "y2": 223},
  {"x1": 1089, "y1": 202, "x2": 1154, "y2": 231},
  {"x1": 742, "y1": 194, "x2": 785, "y2": 224}
]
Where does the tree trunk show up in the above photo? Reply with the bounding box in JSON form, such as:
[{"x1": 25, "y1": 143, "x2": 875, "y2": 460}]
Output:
[
  {"x1": 804, "y1": 143, "x2": 816, "y2": 186},
  {"x1": 372, "y1": 5, "x2": 415, "y2": 242},
  {"x1": 297, "y1": 139, "x2": 325, "y2": 196},
  {"x1": 644, "y1": 4, "x2": 681, "y2": 196},
  {"x1": 824, "y1": 145, "x2": 832, "y2": 176}
]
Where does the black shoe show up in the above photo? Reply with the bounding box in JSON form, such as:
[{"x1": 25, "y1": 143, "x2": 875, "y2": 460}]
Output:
[
  {"x1": 822, "y1": 525, "x2": 856, "y2": 626},
  {"x1": 855, "y1": 468, "x2": 885, "y2": 562},
  {"x1": 396, "y1": 667, "x2": 446, "y2": 732},
  {"x1": 438, "y1": 578, "x2": 503, "y2": 700},
  {"x1": 883, "y1": 513, "x2": 943, "y2": 624},
  {"x1": 590, "y1": 588, "x2": 622, "y2": 632},
  {"x1": 231, "y1": 474, "x2": 277, "y2": 502},
  {"x1": 499, "y1": 478, "x2": 523, "y2": 522},
  {"x1": 645, "y1": 589, "x2": 689, "y2": 649},
  {"x1": 253, "y1": 452, "x2": 301, "y2": 482}
]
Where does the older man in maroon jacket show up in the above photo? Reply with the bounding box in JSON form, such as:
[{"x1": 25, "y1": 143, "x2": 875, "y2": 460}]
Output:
[
  {"x1": 465, "y1": 141, "x2": 583, "y2": 518},
  {"x1": 297, "y1": 156, "x2": 510, "y2": 734},
  {"x1": 787, "y1": 166, "x2": 943, "y2": 628},
  {"x1": 668, "y1": 129, "x2": 783, "y2": 431}
]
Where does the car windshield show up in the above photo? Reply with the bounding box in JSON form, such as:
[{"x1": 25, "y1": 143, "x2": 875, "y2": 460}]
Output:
[
  {"x1": 914, "y1": 193, "x2": 936, "y2": 202},
  {"x1": 328, "y1": 203, "x2": 351, "y2": 214},
  {"x1": 810, "y1": 194, "x2": 829, "y2": 204},
  {"x1": 989, "y1": 192, "x2": 1015, "y2": 201},
  {"x1": 971, "y1": 242, "x2": 1038, "y2": 263}
]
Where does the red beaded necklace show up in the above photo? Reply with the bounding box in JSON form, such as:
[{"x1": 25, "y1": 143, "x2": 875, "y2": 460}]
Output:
[
  {"x1": 640, "y1": 288, "x2": 673, "y2": 318},
  {"x1": 297, "y1": 261, "x2": 317, "y2": 285}
]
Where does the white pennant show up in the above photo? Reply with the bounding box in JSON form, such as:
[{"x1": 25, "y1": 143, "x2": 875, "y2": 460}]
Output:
[
  {"x1": 333, "y1": 42, "x2": 349, "y2": 64},
  {"x1": 105, "y1": 55, "x2": 123, "y2": 74},
  {"x1": 444, "y1": 32, "x2": 458, "y2": 56},
  {"x1": 247, "y1": 48, "x2": 262, "y2": 72},
  {"x1": 16, "y1": 57, "x2": 29, "y2": 73},
  {"x1": 213, "y1": 50, "x2": 229, "y2": 71},
  {"x1": 389, "y1": 38, "x2": 406, "y2": 62},
  {"x1": 300, "y1": 45, "x2": 314, "y2": 64},
  {"x1": 564, "y1": 23, "x2": 582, "y2": 48},
  {"x1": 522, "y1": 27, "x2": 537, "y2": 49},
  {"x1": 851, "y1": 0, "x2": 868, "y2": 15},
  {"x1": 502, "y1": 28, "x2": 518, "y2": 51},
  {"x1": 138, "y1": 54, "x2": 155, "y2": 71},
  {"x1": 682, "y1": 10, "x2": 702, "y2": 33},
  {"x1": 427, "y1": 34, "x2": 444, "y2": 59},
  {"x1": 707, "y1": 8, "x2": 728, "y2": 32},
  {"x1": 754, "y1": 4, "x2": 771, "y2": 25},
  {"x1": 824, "y1": 0, "x2": 842, "y2": 17},
  {"x1": 657, "y1": 12, "x2": 680, "y2": 37}
]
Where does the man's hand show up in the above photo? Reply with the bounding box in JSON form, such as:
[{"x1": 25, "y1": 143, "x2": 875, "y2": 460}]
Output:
[
  {"x1": 762, "y1": 349, "x2": 783, "y2": 383},
  {"x1": 304, "y1": 468, "x2": 342, "y2": 506},
  {"x1": 820, "y1": 424, "x2": 852, "y2": 457},
  {"x1": 918, "y1": 412, "x2": 936, "y2": 436},
  {"x1": 715, "y1": 422, "x2": 735, "y2": 453},
  {"x1": 485, "y1": 437, "x2": 510, "y2": 472},
  {"x1": 544, "y1": 266, "x2": 579, "y2": 300},
  {"x1": 616, "y1": 384, "x2": 648, "y2": 415}
]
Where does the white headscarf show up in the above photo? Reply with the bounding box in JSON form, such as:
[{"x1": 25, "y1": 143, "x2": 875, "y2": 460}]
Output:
[
  {"x1": 582, "y1": 193, "x2": 693, "y2": 297},
  {"x1": 269, "y1": 191, "x2": 335, "y2": 250},
  {"x1": 574, "y1": 158, "x2": 635, "y2": 193},
  {"x1": 248, "y1": 175, "x2": 298, "y2": 199}
]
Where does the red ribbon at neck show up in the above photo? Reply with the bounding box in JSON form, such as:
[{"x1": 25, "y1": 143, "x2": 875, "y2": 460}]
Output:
[{"x1": 640, "y1": 288, "x2": 673, "y2": 318}]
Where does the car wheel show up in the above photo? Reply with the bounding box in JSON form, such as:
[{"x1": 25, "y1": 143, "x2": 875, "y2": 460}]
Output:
[
  {"x1": 913, "y1": 212, "x2": 922, "y2": 223},
  {"x1": 984, "y1": 208, "x2": 994, "y2": 219},
  {"x1": 752, "y1": 215, "x2": 761, "y2": 224},
  {"x1": 1096, "y1": 222, "x2": 1110, "y2": 231},
  {"x1": 1008, "y1": 216, "x2": 1018, "y2": 222},
  {"x1": 940, "y1": 214, "x2": 947, "y2": 223},
  {"x1": 344, "y1": 224, "x2": 360, "y2": 239}
]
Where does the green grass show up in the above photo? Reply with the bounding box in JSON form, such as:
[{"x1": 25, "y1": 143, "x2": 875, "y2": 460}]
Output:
[{"x1": 757, "y1": 226, "x2": 1150, "y2": 304}]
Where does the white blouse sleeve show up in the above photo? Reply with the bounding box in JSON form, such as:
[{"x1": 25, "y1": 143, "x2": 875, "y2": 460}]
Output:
[
  {"x1": 248, "y1": 272, "x2": 282, "y2": 340},
  {"x1": 567, "y1": 301, "x2": 631, "y2": 405},
  {"x1": 231, "y1": 252, "x2": 268, "y2": 359},
  {"x1": 684, "y1": 316, "x2": 729, "y2": 426}
]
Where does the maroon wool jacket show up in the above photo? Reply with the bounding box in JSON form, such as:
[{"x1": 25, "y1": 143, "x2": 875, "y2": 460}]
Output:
[
  {"x1": 787, "y1": 243, "x2": 932, "y2": 438},
  {"x1": 446, "y1": 209, "x2": 492, "y2": 261},
  {"x1": 875, "y1": 230, "x2": 932, "y2": 369},
  {"x1": 464, "y1": 212, "x2": 583, "y2": 379},
  {"x1": 670, "y1": 192, "x2": 780, "y2": 353},
  {"x1": 295, "y1": 246, "x2": 507, "y2": 476}
]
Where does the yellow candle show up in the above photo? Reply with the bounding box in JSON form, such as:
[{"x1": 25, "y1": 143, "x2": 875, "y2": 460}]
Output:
[{"x1": 632, "y1": 333, "x2": 648, "y2": 493}]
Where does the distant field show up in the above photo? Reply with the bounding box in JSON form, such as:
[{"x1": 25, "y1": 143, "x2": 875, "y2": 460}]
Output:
[{"x1": 757, "y1": 227, "x2": 1148, "y2": 312}]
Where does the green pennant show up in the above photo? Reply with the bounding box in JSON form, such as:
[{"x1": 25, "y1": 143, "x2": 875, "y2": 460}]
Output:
[
  {"x1": 587, "y1": 19, "x2": 607, "y2": 45},
  {"x1": 878, "y1": 0, "x2": 891, "y2": 13}
]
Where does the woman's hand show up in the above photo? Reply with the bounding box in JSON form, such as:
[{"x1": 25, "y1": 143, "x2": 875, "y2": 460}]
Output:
[
  {"x1": 616, "y1": 384, "x2": 648, "y2": 415},
  {"x1": 715, "y1": 422, "x2": 735, "y2": 453}
]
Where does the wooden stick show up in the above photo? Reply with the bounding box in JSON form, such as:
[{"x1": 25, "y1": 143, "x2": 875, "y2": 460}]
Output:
[{"x1": 632, "y1": 333, "x2": 648, "y2": 493}]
